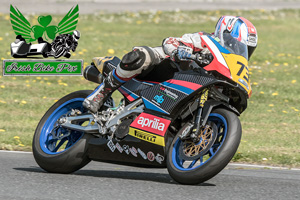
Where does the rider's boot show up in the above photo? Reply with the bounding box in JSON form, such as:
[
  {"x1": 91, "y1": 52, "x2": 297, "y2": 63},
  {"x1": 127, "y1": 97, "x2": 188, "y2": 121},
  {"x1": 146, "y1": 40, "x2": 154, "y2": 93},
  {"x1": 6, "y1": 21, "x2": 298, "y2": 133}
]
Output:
[{"x1": 83, "y1": 71, "x2": 124, "y2": 113}]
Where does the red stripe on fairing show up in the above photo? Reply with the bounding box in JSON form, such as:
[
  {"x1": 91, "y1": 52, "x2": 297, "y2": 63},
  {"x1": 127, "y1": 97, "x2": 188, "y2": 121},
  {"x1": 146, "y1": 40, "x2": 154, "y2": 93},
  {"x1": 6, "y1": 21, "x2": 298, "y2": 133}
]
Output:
[
  {"x1": 118, "y1": 87, "x2": 135, "y2": 101},
  {"x1": 166, "y1": 79, "x2": 202, "y2": 90},
  {"x1": 134, "y1": 78, "x2": 160, "y2": 84},
  {"x1": 204, "y1": 59, "x2": 231, "y2": 79},
  {"x1": 201, "y1": 36, "x2": 231, "y2": 79}
]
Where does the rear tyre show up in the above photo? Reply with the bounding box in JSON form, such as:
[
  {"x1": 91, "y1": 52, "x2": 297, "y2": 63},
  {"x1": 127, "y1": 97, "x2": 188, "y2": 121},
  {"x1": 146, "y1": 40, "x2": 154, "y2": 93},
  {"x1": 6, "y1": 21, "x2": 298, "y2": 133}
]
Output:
[
  {"x1": 167, "y1": 108, "x2": 242, "y2": 185},
  {"x1": 33, "y1": 90, "x2": 93, "y2": 173}
]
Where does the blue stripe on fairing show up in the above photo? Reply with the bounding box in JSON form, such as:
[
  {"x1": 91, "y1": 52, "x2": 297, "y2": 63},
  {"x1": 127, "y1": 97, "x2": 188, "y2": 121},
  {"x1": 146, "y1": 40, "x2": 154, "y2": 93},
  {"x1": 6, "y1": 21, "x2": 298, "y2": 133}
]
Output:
[
  {"x1": 142, "y1": 97, "x2": 169, "y2": 114},
  {"x1": 143, "y1": 81, "x2": 156, "y2": 86},
  {"x1": 207, "y1": 35, "x2": 231, "y2": 54},
  {"x1": 120, "y1": 86, "x2": 139, "y2": 99},
  {"x1": 112, "y1": 69, "x2": 126, "y2": 83},
  {"x1": 160, "y1": 82, "x2": 193, "y2": 95}
]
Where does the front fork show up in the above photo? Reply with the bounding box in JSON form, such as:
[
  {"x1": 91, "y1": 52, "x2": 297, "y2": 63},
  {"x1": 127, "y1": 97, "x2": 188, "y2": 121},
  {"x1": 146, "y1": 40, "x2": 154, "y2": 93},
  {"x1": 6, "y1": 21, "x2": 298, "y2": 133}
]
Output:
[{"x1": 180, "y1": 88, "x2": 209, "y2": 142}]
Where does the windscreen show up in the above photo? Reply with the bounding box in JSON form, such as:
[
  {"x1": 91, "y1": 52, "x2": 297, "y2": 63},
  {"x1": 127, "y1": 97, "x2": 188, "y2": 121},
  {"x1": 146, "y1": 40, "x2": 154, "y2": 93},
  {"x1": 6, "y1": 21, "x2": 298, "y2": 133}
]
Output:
[{"x1": 222, "y1": 33, "x2": 248, "y2": 60}]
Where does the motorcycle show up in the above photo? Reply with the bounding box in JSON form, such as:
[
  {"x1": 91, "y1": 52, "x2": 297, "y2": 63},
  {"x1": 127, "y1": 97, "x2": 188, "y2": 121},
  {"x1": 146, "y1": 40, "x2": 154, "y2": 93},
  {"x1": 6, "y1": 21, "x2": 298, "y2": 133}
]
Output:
[
  {"x1": 33, "y1": 34, "x2": 251, "y2": 184},
  {"x1": 47, "y1": 37, "x2": 73, "y2": 59}
]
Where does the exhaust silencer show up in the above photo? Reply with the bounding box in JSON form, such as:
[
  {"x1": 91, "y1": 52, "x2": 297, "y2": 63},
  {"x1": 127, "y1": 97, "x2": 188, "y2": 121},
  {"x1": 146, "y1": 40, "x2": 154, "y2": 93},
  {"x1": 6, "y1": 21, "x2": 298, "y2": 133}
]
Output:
[{"x1": 83, "y1": 65, "x2": 103, "y2": 84}]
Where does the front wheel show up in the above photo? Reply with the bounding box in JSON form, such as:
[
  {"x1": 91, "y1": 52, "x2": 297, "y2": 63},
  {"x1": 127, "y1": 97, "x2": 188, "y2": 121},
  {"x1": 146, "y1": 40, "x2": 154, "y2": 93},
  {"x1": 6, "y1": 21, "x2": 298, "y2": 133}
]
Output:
[
  {"x1": 33, "y1": 90, "x2": 93, "y2": 173},
  {"x1": 167, "y1": 108, "x2": 242, "y2": 185}
]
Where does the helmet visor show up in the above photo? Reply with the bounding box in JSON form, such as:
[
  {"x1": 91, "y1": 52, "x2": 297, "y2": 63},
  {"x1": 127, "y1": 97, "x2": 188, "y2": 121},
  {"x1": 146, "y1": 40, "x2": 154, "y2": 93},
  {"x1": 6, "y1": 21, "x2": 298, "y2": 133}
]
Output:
[{"x1": 223, "y1": 32, "x2": 248, "y2": 60}]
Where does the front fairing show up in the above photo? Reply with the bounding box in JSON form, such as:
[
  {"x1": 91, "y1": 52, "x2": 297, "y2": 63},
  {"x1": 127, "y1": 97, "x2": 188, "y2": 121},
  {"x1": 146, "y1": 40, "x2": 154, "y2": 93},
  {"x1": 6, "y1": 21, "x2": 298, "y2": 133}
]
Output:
[
  {"x1": 201, "y1": 35, "x2": 252, "y2": 97},
  {"x1": 223, "y1": 53, "x2": 251, "y2": 96}
]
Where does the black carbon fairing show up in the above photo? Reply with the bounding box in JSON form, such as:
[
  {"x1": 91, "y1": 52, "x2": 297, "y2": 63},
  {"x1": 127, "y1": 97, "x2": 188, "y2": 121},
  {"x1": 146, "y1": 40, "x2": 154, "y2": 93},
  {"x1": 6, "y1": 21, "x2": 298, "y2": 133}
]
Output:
[
  {"x1": 121, "y1": 78, "x2": 153, "y2": 97},
  {"x1": 87, "y1": 135, "x2": 167, "y2": 167},
  {"x1": 101, "y1": 57, "x2": 218, "y2": 116},
  {"x1": 139, "y1": 71, "x2": 216, "y2": 115}
]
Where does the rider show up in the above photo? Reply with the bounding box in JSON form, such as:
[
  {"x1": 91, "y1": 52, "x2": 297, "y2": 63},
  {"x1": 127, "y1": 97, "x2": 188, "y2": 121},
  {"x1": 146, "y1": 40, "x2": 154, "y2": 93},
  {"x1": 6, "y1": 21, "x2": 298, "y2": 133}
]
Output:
[
  {"x1": 49, "y1": 30, "x2": 80, "y2": 58},
  {"x1": 83, "y1": 16, "x2": 258, "y2": 113}
]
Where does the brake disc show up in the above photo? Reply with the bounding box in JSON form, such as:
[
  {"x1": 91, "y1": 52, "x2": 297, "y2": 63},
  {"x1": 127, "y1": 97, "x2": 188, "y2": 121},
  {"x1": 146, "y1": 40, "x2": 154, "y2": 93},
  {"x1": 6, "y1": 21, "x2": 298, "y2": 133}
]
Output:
[{"x1": 179, "y1": 121, "x2": 218, "y2": 161}]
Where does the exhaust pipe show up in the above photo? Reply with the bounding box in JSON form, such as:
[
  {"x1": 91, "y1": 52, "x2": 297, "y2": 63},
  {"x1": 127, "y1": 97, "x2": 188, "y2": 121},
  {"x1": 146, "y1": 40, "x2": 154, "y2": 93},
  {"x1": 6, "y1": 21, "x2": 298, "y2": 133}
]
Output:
[{"x1": 83, "y1": 64, "x2": 103, "y2": 84}]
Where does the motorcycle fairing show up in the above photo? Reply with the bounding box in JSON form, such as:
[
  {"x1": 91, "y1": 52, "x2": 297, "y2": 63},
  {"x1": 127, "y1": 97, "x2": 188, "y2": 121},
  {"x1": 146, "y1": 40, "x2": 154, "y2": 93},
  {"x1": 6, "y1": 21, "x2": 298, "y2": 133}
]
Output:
[
  {"x1": 128, "y1": 112, "x2": 171, "y2": 147},
  {"x1": 140, "y1": 72, "x2": 215, "y2": 115},
  {"x1": 130, "y1": 113, "x2": 171, "y2": 136},
  {"x1": 202, "y1": 35, "x2": 232, "y2": 79},
  {"x1": 87, "y1": 136, "x2": 167, "y2": 167},
  {"x1": 118, "y1": 86, "x2": 139, "y2": 102},
  {"x1": 202, "y1": 35, "x2": 251, "y2": 96},
  {"x1": 117, "y1": 78, "x2": 153, "y2": 102},
  {"x1": 128, "y1": 128, "x2": 166, "y2": 146},
  {"x1": 87, "y1": 112, "x2": 171, "y2": 167},
  {"x1": 223, "y1": 54, "x2": 251, "y2": 96},
  {"x1": 161, "y1": 79, "x2": 202, "y2": 95}
]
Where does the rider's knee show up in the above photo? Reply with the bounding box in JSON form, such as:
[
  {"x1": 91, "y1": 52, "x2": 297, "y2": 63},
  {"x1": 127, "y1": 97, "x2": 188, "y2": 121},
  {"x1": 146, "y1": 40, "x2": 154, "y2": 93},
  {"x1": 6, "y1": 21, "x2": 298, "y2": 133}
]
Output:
[{"x1": 120, "y1": 46, "x2": 156, "y2": 71}]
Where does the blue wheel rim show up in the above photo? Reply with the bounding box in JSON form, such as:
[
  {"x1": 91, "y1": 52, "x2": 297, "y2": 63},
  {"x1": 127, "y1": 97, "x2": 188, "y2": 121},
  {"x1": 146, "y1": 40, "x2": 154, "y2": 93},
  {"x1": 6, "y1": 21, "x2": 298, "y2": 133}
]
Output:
[
  {"x1": 172, "y1": 113, "x2": 228, "y2": 171},
  {"x1": 40, "y1": 98, "x2": 85, "y2": 155}
]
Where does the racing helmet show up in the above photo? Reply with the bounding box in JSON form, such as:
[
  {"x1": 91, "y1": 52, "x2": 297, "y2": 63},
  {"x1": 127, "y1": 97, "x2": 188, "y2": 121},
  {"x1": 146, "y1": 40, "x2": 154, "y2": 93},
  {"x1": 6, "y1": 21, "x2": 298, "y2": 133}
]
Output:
[
  {"x1": 214, "y1": 16, "x2": 258, "y2": 59},
  {"x1": 72, "y1": 30, "x2": 81, "y2": 41}
]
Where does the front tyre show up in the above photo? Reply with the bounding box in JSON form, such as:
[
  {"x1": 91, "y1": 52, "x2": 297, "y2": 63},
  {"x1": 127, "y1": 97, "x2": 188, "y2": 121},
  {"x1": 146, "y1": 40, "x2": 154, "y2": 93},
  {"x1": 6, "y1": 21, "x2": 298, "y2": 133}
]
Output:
[
  {"x1": 33, "y1": 90, "x2": 93, "y2": 174},
  {"x1": 167, "y1": 108, "x2": 242, "y2": 185}
]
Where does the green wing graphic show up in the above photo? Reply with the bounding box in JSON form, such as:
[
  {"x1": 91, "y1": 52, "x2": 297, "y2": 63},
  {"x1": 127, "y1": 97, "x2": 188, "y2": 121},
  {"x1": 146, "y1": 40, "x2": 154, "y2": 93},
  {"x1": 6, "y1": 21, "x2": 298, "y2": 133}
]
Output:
[
  {"x1": 10, "y1": 5, "x2": 34, "y2": 42},
  {"x1": 57, "y1": 5, "x2": 79, "y2": 35}
]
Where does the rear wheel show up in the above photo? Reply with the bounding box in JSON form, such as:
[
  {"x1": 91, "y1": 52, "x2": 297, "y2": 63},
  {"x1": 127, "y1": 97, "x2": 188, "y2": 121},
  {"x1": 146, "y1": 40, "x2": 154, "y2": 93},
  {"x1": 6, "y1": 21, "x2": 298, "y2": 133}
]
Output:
[
  {"x1": 167, "y1": 108, "x2": 242, "y2": 184},
  {"x1": 33, "y1": 90, "x2": 93, "y2": 173}
]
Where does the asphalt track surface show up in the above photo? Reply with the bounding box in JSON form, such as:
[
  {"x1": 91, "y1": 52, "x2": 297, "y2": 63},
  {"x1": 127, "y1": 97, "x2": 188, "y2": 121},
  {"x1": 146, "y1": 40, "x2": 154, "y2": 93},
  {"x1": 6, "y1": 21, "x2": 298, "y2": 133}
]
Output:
[
  {"x1": 0, "y1": 151, "x2": 299, "y2": 200},
  {"x1": 1, "y1": 0, "x2": 300, "y2": 14}
]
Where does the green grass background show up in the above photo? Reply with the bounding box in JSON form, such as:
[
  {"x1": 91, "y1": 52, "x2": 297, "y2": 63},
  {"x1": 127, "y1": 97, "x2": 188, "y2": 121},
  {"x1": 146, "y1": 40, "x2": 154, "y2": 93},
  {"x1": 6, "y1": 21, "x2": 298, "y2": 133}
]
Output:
[{"x1": 0, "y1": 9, "x2": 299, "y2": 167}]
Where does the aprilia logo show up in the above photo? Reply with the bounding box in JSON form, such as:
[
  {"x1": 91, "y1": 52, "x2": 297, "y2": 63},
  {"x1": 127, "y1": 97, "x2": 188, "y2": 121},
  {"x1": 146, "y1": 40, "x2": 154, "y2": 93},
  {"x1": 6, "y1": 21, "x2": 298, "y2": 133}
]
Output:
[
  {"x1": 137, "y1": 117, "x2": 165, "y2": 131},
  {"x1": 130, "y1": 113, "x2": 171, "y2": 136}
]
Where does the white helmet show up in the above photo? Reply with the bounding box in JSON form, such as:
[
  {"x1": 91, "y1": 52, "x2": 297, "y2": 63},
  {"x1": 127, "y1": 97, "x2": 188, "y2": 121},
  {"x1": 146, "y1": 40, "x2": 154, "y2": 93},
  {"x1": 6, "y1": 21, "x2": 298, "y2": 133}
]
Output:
[
  {"x1": 214, "y1": 16, "x2": 258, "y2": 59},
  {"x1": 72, "y1": 30, "x2": 80, "y2": 41}
]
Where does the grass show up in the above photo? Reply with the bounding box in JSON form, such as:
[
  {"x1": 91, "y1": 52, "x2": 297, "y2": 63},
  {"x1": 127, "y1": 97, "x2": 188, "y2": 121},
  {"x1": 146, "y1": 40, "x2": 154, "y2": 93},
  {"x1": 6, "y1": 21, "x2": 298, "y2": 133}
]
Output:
[{"x1": 0, "y1": 9, "x2": 299, "y2": 167}]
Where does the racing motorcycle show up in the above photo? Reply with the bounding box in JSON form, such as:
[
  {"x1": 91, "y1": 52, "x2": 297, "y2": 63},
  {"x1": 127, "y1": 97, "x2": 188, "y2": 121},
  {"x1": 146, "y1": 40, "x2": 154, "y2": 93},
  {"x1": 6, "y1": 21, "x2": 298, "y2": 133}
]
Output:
[
  {"x1": 47, "y1": 36, "x2": 74, "y2": 58},
  {"x1": 33, "y1": 35, "x2": 251, "y2": 184}
]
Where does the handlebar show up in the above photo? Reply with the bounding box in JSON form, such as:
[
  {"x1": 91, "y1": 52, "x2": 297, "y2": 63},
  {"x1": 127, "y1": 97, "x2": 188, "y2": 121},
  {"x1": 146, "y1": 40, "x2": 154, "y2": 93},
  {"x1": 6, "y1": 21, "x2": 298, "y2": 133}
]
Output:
[
  {"x1": 189, "y1": 54, "x2": 198, "y2": 60},
  {"x1": 189, "y1": 53, "x2": 212, "y2": 65}
]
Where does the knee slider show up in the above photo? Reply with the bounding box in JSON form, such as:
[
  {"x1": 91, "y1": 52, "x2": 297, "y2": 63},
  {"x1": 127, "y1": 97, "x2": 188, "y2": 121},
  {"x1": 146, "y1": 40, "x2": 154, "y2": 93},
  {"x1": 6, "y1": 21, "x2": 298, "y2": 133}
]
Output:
[{"x1": 120, "y1": 49, "x2": 146, "y2": 71}]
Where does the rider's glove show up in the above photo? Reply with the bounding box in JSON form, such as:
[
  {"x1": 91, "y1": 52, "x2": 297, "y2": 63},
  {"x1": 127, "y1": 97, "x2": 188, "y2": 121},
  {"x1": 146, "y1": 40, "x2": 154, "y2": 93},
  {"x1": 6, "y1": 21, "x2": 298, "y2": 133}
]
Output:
[{"x1": 176, "y1": 45, "x2": 193, "y2": 61}]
